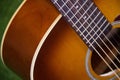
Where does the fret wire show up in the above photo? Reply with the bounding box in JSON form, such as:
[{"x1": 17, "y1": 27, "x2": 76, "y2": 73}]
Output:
[
  {"x1": 87, "y1": 17, "x2": 109, "y2": 39},
  {"x1": 82, "y1": 0, "x2": 93, "y2": 13},
  {"x1": 87, "y1": 1, "x2": 98, "y2": 14},
  {"x1": 75, "y1": 26, "x2": 94, "y2": 47},
  {"x1": 73, "y1": 2, "x2": 94, "y2": 27},
  {"x1": 88, "y1": 28, "x2": 120, "y2": 73},
  {"x1": 74, "y1": 1, "x2": 110, "y2": 40},
  {"x1": 89, "y1": 42, "x2": 120, "y2": 79},
  {"x1": 87, "y1": 14, "x2": 103, "y2": 36},
  {"x1": 59, "y1": 0, "x2": 68, "y2": 10},
  {"x1": 53, "y1": 0, "x2": 92, "y2": 46},
  {"x1": 70, "y1": 2, "x2": 109, "y2": 48},
  {"x1": 85, "y1": 1, "x2": 110, "y2": 28},
  {"x1": 62, "y1": 4, "x2": 83, "y2": 27},
  {"x1": 68, "y1": 0, "x2": 89, "y2": 22},
  {"x1": 52, "y1": 0, "x2": 57, "y2": 4},
  {"x1": 85, "y1": 6, "x2": 112, "y2": 54},
  {"x1": 71, "y1": 0, "x2": 88, "y2": 5},
  {"x1": 76, "y1": 7, "x2": 98, "y2": 32},
  {"x1": 75, "y1": 27, "x2": 94, "y2": 47},
  {"x1": 53, "y1": 0, "x2": 78, "y2": 27},
  {"x1": 99, "y1": 22, "x2": 110, "y2": 35},
  {"x1": 56, "y1": 0, "x2": 79, "y2": 23},
  {"x1": 53, "y1": 0, "x2": 111, "y2": 49},
  {"x1": 97, "y1": 23, "x2": 120, "y2": 60},
  {"x1": 98, "y1": 18, "x2": 109, "y2": 32},
  {"x1": 83, "y1": 12, "x2": 103, "y2": 40},
  {"x1": 86, "y1": 19, "x2": 106, "y2": 44},
  {"x1": 65, "y1": 1, "x2": 84, "y2": 25},
  {"x1": 77, "y1": 21, "x2": 104, "y2": 49},
  {"x1": 86, "y1": 10, "x2": 119, "y2": 78},
  {"x1": 81, "y1": 14, "x2": 108, "y2": 44},
  {"x1": 64, "y1": 0, "x2": 73, "y2": 8},
  {"x1": 55, "y1": 0, "x2": 75, "y2": 21},
  {"x1": 85, "y1": 1, "x2": 105, "y2": 25},
  {"x1": 53, "y1": 0, "x2": 63, "y2": 11},
  {"x1": 63, "y1": 0, "x2": 79, "y2": 16},
  {"x1": 53, "y1": 0, "x2": 69, "y2": 14},
  {"x1": 51, "y1": 1, "x2": 120, "y2": 77},
  {"x1": 54, "y1": 0, "x2": 95, "y2": 36},
  {"x1": 65, "y1": 3, "x2": 102, "y2": 46},
  {"x1": 71, "y1": 5, "x2": 107, "y2": 47},
  {"x1": 63, "y1": 1, "x2": 74, "y2": 19},
  {"x1": 88, "y1": 4, "x2": 120, "y2": 63},
  {"x1": 81, "y1": 2, "x2": 120, "y2": 68},
  {"x1": 87, "y1": 23, "x2": 109, "y2": 47},
  {"x1": 64, "y1": 16, "x2": 92, "y2": 45},
  {"x1": 52, "y1": 0, "x2": 77, "y2": 28},
  {"x1": 89, "y1": 42, "x2": 120, "y2": 80},
  {"x1": 52, "y1": 1, "x2": 99, "y2": 45},
  {"x1": 91, "y1": 19, "x2": 120, "y2": 73},
  {"x1": 86, "y1": 16, "x2": 105, "y2": 43},
  {"x1": 77, "y1": 2, "x2": 102, "y2": 25},
  {"x1": 76, "y1": 10, "x2": 99, "y2": 39},
  {"x1": 88, "y1": 21, "x2": 110, "y2": 46}
]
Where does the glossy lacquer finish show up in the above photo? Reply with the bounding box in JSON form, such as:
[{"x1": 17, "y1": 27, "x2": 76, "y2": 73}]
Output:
[
  {"x1": 1, "y1": 0, "x2": 59, "y2": 79},
  {"x1": 1, "y1": 0, "x2": 120, "y2": 80},
  {"x1": 0, "y1": 0, "x2": 23, "y2": 80}
]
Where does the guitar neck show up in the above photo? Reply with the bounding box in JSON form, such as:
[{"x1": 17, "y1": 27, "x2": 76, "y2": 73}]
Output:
[{"x1": 51, "y1": 0, "x2": 112, "y2": 50}]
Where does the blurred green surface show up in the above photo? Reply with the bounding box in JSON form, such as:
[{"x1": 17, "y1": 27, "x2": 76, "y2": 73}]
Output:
[
  {"x1": 0, "y1": 60, "x2": 22, "y2": 80},
  {"x1": 0, "y1": 0, "x2": 22, "y2": 42},
  {"x1": 0, "y1": 0, "x2": 23, "y2": 80}
]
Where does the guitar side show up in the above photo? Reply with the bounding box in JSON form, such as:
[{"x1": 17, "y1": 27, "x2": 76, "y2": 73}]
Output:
[
  {"x1": 1, "y1": 0, "x2": 60, "y2": 79},
  {"x1": 0, "y1": 0, "x2": 24, "y2": 80},
  {"x1": 34, "y1": 0, "x2": 120, "y2": 80},
  {"x1": 1, "y1": 0, "x2": 120, "y2": 80}
]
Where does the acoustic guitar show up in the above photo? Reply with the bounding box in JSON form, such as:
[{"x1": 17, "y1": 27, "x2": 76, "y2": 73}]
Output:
[{"x1": 1, "y1": 0, "x2": 120, "y2": 80}]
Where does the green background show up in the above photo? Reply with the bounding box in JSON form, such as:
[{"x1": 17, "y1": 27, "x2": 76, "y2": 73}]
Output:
[
  {"x1": 0, "y1": 60, "x2": 22, "y2": 80},
  {"x1": 0, "y1": 0, "x2": 23, "y2": 80}
]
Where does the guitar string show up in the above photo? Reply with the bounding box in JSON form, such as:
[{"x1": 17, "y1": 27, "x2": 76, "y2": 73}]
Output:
[
  {"x1": 79, "y1": 0, "x2": 120, "y2": 67},
  {"x1": 70, "y1": 0, "x2": 120, "y2": 65},
  {"x1": 52, "y1": 0, "x2": 119, "y2": 78},
  {"x1": 86, "y1": 1, "x2": 120, "y2": 59},
  {"x1": 62, "y1": 0, "x2": 120, "y2": 66},
  {"x1": 62, "y1": 0, "x2": 120, "y2": 77},
  {"x1": 65, "y1": 0, "x2": 120, "y2": 70},
  {"x1": 110, "y1": 30, "x2": 120, "y2": 48},
  {"x1": 71, "y1": 0, "x2": 120, "y2": 77},
  {"x1": 68, "y1": 0, "x2": 119, "y2": 78},
  {"x1": 52, "y1": 0, "x2": 120, "y2": 79},
  {"x1": 69, "y1": 0, "x2": 120, "y2": 78},
  {"x1": 68, "y1": 0, "x2": 120, "y2": 78},
  {"x1": 86, "y1": 0, "x2": 120, "y2": 60},
  {"x1": 85, "y1": 1, "x2": 120, "y2": 64}
]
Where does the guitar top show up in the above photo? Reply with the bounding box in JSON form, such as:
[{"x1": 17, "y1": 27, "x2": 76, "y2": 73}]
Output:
[{"x1": 1, "y1": 0, "x2": 120, "y2": 80}]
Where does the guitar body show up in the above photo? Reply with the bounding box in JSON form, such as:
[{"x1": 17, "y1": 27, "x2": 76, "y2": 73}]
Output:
[{"x1": 1, "y1": 0, "x2": 120, "y2": 80}]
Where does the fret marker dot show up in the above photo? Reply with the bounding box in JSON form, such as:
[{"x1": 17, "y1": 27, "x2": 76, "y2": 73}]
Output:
[
  {"x1": 83, "y1": 16, "x2": 87, "y2": 20},
  {"x1": 75, "y1": 5, "x2": 79, "y2": 9}
]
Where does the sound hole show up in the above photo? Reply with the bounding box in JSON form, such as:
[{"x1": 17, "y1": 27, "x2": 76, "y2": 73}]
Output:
[{"x1": 91, "y1": 28, "x2": 120, "y2": 75}]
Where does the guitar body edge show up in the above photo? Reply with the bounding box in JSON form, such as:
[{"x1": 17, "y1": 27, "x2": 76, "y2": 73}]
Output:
[
  {"x1": 1, "y1": 0, "x2": 120, "y2": 80},
  {"x1": 1, "y1": 0, "x2": 60, "y2": 79},
  {"x1": 30, "y1": 14, "x2": 62, "y2": 80},
  {"x1": 0, "y1": 0, "x2": 26, "y2": 65}
]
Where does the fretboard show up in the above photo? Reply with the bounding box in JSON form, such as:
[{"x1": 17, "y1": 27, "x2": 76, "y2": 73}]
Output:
[{"x1": 51, "y1": 0, "x2": 112, "y2": 51}]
